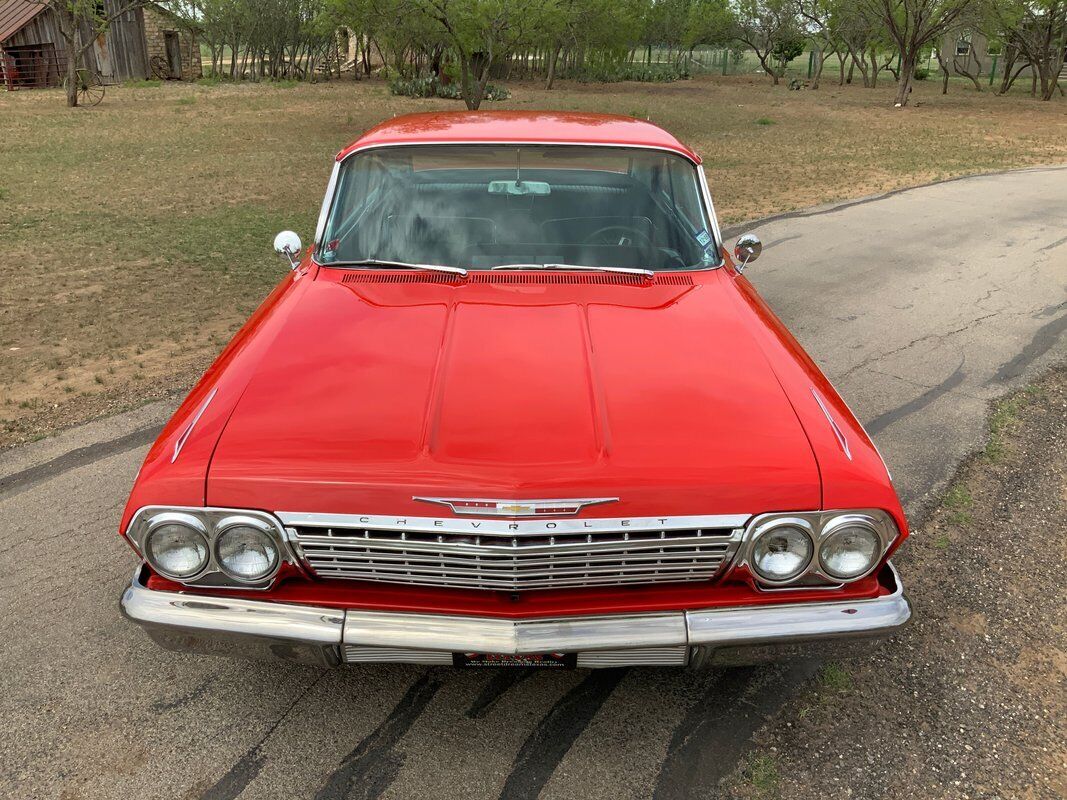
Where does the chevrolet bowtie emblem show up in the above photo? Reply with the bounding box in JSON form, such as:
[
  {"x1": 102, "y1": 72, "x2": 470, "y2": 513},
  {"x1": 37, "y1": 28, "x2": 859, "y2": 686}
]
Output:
[{"x1": 412, "y1": 497, "x2": 619, "y2": 517}]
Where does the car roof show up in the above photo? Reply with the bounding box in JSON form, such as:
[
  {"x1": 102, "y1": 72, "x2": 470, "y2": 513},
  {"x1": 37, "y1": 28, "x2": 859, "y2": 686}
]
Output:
[{"x1": 336, "y1": 111, "x2": 701, "y2": 164}]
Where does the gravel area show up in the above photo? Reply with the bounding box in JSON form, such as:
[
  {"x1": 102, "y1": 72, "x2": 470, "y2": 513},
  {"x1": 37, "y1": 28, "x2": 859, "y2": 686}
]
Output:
[{"x1": 724, "y1": 365, "x2": 1067, "y2": 800}]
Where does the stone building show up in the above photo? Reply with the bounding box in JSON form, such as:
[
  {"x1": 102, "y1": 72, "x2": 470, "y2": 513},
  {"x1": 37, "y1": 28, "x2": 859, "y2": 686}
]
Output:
[{"x1": 141, "y1": 2, "x2": 201, "y2": 81}]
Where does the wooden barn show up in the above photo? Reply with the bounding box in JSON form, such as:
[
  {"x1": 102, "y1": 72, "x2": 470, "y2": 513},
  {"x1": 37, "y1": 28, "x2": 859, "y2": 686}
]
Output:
[{"x1": 0, "y1": 0, "x2": 201, "y2": 91}]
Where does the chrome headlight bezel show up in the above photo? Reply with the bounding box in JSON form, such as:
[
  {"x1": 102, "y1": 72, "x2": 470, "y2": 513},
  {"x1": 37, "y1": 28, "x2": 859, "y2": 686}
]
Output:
[
  {"x1": 740, "y1": 509, "x2": 899, "y2": 588},
  {"x1": 748, "y1": 517, "x2": 816, "y2": 585},
  {"x1": 142, "y1": 512, "x2": 211, "y2": 580},
  {"x1": 125, "y1": 506, "x2": 294, "y2": 589},
  {"x1": 213, "y1": 517, "x2": 282, "y2": 584},
  {"x1": 818, "y1": 517, "x2": 884, "y2": 580}
]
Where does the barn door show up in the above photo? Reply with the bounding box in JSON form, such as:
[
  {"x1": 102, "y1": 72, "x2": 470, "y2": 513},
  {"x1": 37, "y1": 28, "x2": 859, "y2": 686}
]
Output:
[
  {"x1": 164, "y1": 31, "x2": 181, "y2": 79},
  {"x1": 92, "y1": 34, "x2": 113, "y2": 79}
]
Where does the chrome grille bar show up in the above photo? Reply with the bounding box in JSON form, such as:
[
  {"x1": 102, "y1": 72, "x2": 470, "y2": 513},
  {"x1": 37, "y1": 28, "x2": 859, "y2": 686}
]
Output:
[
  {"x1": 576, "y1": 647, "x2": 688, "y2": 667},
  {"x1": 283, "y1": 513, "x2": 746, "y2": 592}
]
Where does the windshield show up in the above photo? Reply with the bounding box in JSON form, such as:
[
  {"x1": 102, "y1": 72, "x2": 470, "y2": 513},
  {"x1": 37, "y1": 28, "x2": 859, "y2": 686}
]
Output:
[{"x1": 318, "y1": 145, "x2": 720, "y2": 271}]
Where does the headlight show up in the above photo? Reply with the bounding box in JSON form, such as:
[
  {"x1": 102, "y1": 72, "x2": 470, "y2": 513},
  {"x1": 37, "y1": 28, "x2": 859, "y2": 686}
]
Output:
[
  {"x1": 128, "y1": 507, "x2": 289, "y2": 587},
  {"x1": 144, "y1": 518, "x2": 209, "y2": 579},
  {"x1": 215, "y1": 523, "x2": 280, "y2": 582},
  {"x1": 820, "y1": 523, "x2": 881, "y2": 579},
  {"x1": 751, "y1": 523, "x2": 813, "y2": 582}
]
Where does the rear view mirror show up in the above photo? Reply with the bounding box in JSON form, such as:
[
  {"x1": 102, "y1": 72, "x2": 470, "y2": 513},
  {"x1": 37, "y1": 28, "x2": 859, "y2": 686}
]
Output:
[
  {"x1": 733, "y1": 233, "x2": 762, "y2": 273},
  {"x1": 274, "y1": 230, "x2": 302, "y2": 270},
  {"x1": 488, "y1": 180, "x2": 550, "y2": 197}
]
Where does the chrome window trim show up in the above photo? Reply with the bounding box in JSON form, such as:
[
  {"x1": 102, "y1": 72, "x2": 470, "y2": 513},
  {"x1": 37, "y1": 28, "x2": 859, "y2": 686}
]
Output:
[
  {"x1": 125, "y1": 506, "x2": 299, "y2": 590},
  {"x1": 314, "y1": 141, "x2": 724, "y2": 271},
  {"x1": 313, "y1": 161, "x2": 341, "y2": 246},
  {"x1": 275, "y1": 511, "x2": 750, "y2": 535},
  {"x1": 696, "y1": 164, "x2": 725, "y2": 260}
]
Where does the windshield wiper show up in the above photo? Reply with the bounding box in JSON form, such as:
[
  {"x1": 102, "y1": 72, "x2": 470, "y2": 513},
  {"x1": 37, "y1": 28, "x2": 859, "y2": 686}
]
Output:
[
  {"x1": 328, "y1": 258, "x2": 468, "y2": 277},
  {"x1": 490, "y1": 263, "x2": 654, "y2": 278}
]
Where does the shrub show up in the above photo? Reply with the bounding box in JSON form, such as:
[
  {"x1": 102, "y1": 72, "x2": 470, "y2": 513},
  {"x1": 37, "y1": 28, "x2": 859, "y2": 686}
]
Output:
[
  {"x1": 568, "y1": 64, "x2": 690, "y2": 84},
  {"x1": 389, "y1": 76, "x2": 509, "y2": 101},
  {"x1": 913, "y1": 66, "x2": 930, "y2": 81}
]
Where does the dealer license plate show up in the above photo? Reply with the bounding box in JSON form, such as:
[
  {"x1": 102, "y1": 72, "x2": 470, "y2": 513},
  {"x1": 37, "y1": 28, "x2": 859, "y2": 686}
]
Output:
[{"x1": 453, "y1": 652, "x2": 576, "y2": 668}]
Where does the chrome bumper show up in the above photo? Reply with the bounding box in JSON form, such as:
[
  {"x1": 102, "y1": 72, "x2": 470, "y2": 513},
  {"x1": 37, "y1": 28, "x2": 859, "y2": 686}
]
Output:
[{"x1": 120, "y1": 564, "x2": 911, "y2": 668}]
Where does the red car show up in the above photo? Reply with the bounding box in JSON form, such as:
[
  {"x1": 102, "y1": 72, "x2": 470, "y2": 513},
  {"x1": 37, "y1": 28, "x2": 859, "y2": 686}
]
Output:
[{"x1": 120, "y1": 112, "x2": 910, "y2": 669}]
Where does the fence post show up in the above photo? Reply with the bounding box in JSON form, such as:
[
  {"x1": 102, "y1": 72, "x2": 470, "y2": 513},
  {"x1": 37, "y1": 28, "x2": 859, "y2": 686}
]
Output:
[
  {"x1": 989, "y1": 54, "x2": 997, "y2": 86},
  {"x1": 807, "y1": 50, "x2": 814, "y2": 79},
  {"x1": 722, "y1": 50, "x2": 729, "y2": 75}
]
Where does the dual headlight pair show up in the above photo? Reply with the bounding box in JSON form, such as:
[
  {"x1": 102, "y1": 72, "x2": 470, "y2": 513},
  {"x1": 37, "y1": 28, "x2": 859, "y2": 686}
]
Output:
[
  {"x1": 126, "y1": 508, "x2": 288, "y2": 586},
  {"x1": 744, "y1": 510, "x2": 898, "y2": 587}
]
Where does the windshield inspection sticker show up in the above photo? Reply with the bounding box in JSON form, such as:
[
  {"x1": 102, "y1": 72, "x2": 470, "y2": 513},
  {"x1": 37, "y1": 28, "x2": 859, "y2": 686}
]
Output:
[{"x1": 695, "y1": 230, "x2": 712, "y2": 248}]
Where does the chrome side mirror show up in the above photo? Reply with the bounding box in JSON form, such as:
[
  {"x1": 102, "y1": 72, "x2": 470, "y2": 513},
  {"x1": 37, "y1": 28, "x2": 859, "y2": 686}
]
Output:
[
  {"x1": 273, "y1": 230, "x2": 303, "y2": 270},
  {"x1": 733, "y1": 233, "x2": 762, "y2": 273}
]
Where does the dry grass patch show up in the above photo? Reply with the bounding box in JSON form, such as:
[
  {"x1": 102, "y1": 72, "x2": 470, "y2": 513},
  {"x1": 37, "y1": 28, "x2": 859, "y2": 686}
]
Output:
[{"x1": 1, "y1": 76, "x2": 1065, "y2": 445}]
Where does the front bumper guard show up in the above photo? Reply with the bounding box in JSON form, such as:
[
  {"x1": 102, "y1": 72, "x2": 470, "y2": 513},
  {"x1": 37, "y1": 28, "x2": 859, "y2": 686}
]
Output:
[{"x1": 121, "y1": 564, "x2": 911, "y2": 668}]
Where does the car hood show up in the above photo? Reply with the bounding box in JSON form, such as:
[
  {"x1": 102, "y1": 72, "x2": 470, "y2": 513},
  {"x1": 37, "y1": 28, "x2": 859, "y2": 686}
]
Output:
[{"x1": 206, "y1": 270, "x2": 820, "y2": 518}]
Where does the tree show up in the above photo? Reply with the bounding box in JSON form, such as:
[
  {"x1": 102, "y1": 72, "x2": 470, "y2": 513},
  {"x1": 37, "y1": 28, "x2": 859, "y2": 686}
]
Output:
[
  {"x1": 33, "y1": 0, "x2": 146, "y2": 106},
  {"x1": 861, "y1": 0, "x2": 976, "y2": 106},
  {"x1": 797, "y1": 0, "x2": 839, "y2": 88},
  {"x1": 831, "y1": 0, "x2": 884, "y2": 85},
  {"x1": 685, "y1": 0, "x2": 735, "y2": 51},
  {"x1": 984, "y1": 0, "x2": 1066, "y2": 99},
  {"x1": 731, "y1": 0, "x2": 805, "y2": 84},
  {"x1": 406, "y1": 0, "x2": 551, "y2": 108}
]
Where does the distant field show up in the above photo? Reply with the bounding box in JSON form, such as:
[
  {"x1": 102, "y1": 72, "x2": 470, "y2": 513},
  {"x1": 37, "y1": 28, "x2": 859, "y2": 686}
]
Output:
[{"x1": 1, "y1": 75, "x2": 1065, "y2": 446}]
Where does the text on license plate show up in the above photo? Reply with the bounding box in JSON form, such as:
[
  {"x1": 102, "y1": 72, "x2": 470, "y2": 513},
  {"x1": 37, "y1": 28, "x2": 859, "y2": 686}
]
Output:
[{"x1": 453, "y1": 652, "x2": 576, "y2": 668}]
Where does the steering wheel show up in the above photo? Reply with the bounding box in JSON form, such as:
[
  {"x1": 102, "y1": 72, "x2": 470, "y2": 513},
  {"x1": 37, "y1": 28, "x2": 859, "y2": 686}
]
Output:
[{"x1": 583, "y1": 225, "x2": 655, "y2": 252}]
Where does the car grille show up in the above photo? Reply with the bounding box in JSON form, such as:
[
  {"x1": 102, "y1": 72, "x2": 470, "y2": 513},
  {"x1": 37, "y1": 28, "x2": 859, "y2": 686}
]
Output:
[{"x1": 287, "y1": 521, "x2": 743, "y2": 591}]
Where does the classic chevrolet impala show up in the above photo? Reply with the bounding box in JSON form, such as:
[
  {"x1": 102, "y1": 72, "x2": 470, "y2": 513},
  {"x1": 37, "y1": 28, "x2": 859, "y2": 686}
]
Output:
[{"x1": 120, "y1": 112, "x2": 911, "y2": 669}]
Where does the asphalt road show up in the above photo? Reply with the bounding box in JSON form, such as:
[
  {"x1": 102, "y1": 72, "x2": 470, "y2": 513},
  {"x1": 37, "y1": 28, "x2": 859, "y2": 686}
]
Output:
[{"x1": 1, "y1": 166, "x2": 1064, "y2": 800}]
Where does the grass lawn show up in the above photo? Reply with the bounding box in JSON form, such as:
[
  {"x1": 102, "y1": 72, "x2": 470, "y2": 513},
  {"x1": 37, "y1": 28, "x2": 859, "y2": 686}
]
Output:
[{"x1": 1, "y1": 75, "x2": 1065, "y2": 446}]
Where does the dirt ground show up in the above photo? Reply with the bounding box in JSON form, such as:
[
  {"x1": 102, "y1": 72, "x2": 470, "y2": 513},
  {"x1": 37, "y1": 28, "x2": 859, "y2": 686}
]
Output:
[
  {"x1": 1, "y1": 75, "x2": 1065, "y2": 447},
  {"x1": 722, "y1": 365, "x2": 1067, "y2": 800}
]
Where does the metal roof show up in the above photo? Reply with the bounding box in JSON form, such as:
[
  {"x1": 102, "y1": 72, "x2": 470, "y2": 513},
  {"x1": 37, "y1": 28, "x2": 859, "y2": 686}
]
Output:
[{"x1": 0, "y1": 0, "x2": 47, "y2": 45}]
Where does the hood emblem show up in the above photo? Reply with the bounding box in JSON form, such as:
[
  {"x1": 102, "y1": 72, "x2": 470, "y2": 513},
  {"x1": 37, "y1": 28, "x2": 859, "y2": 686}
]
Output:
[{"x1": 413, "y1": 497, "x2": 619, "y2": 517}]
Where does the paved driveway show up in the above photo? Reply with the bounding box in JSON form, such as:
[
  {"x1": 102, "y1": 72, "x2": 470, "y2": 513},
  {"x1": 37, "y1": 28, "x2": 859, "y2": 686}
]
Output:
[{"x1": 1, "y1": 166, "x2": 1064, "y2": 800}]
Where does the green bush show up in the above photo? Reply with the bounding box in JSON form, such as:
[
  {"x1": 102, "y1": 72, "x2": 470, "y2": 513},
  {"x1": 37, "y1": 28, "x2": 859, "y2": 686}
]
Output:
[
  {"x1": 567, "y1": 64, "x2": 690, "y2": 84},
  {"x1": 913, "y1": 66, "x2": 930, "y2": 81},
  {"x1": 389, "y1": 76, "x2": 509, "y2": 101}
]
